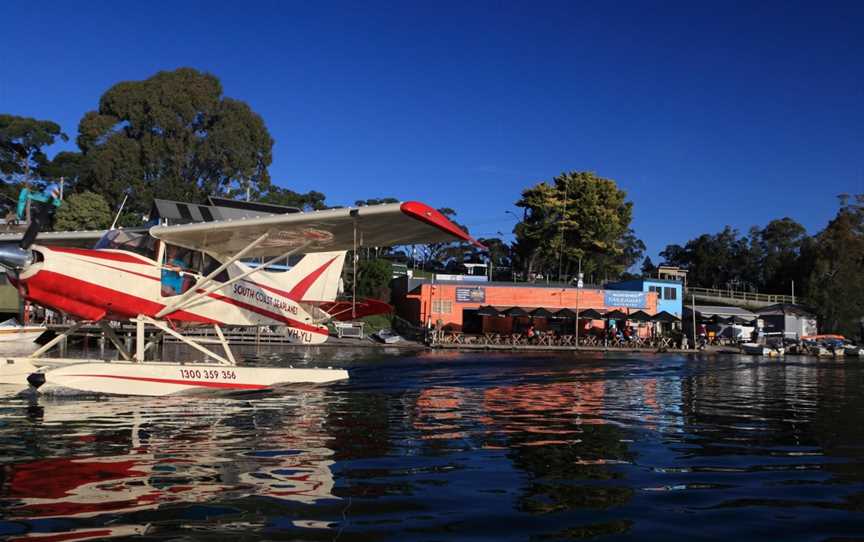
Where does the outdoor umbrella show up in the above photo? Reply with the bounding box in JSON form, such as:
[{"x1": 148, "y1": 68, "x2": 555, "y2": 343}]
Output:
[
  {"x1": 577, "y1": 308, "x2": 603, "y2": 319},
  {"x1": 555, "y1": 308, "x2": 578, "y2": 318},
  {"x1": 605, "y1": 309, "x2": 629, "y2": 321},
  {"x1": 651, "y1": 311, "x2": 680, "y2": 323},
  {"x1": 530, "y1": 307, "x2": 554, "y2": 318},
  {"x1": 503, "y1": 306, "x2": 529, "y2": 317},
  {"x1": 628, "y1": 310, "x2": 652, "y2": 322},
  {"x1": 476, "y1": 306, "x2": 499, "y2": 317}
]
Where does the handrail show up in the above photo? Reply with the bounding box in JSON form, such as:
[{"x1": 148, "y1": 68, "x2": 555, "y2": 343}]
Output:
[{"x1": 685, "y1": 286, "x2": 797, "y2": 304}]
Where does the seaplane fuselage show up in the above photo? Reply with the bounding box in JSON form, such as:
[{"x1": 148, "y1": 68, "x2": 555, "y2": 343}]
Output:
[{"x1": 8, "y1": 233, "x2": 342, "y2": 345}]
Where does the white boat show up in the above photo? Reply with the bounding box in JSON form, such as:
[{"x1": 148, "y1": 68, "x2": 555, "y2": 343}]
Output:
[
  {"x1": 844, "y1": 345, "x2": 864, "y2": 357},
  {"x1": 0, "y1": 318, "x2": 46, "y2": 342},
  {"x1": 373, "y1": 329, "x2": 402, "y2": 344},
  {"x1": 741, "y1": 343, "x2": 785, "y2": 356}
]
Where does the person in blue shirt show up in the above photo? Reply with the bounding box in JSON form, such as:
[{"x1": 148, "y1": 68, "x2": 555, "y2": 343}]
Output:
[
  {"x1": 161, "y1": 245, "x2": 190, "y2": 296},
  {"x1": 19, "y1": 181, "x2": 62, "y2": 248}
]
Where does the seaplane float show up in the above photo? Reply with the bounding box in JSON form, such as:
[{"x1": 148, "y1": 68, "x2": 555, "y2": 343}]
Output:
[{"x1": 0, "y1": 201, "x2": 478, "y2": 396}]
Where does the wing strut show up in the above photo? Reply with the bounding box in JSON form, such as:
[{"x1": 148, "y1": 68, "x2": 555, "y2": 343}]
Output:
[
  {"x1": 155, "y1": 232, "x2": 271, "y2": 318},
  {"x1": 156, "y1": 238, "x2": 314, "y2": 318}
]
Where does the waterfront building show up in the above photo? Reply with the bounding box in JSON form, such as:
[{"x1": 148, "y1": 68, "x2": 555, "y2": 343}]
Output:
[
  {"x1": 606, "y1": 278, "x2": 683, "y2": 317},
  {"x1": 392, "y1": 277, "x2": 660, "y2": 334}
]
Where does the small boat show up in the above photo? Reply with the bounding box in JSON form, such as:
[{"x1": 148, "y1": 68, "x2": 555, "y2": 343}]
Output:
[
  {"x1": 0, "y1": 318, "x2": 46, "y2": 343},
  {"x1": 373, "y1": 329, "x2": 402, "y2": 344},
  {"x1": 844, "y1": 345, "x2": 864, "y2": 357},
  {"x1": 741, "y1": 343, "x2": 785, "y2": 357}
]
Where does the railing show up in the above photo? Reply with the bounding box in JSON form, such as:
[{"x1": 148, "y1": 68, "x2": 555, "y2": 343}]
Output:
[{"x1": 685, "y1": 286, "x2": 796, "y2": 305}]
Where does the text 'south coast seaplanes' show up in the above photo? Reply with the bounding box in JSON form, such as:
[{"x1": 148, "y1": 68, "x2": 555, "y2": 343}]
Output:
[{"x1": 0, "y1": 200, "x2": 480, "y2": 396}]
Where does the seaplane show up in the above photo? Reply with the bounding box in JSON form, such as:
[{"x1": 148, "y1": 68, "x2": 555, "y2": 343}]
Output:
[{"x1": 0, "y1": 200, "x2": 478, "y2": 396}]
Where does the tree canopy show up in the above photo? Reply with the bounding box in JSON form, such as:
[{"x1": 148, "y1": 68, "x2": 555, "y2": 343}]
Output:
[
  {"x1": 54, "y1": 191, "x2": 113, "y2": 231},
  {"x1": 73, "y1": 67, "x2": 274, "y2": 212},
  {"x1": 513, "y1": 171, "x2": 642, "y2": 282},
  {"x1": 0, "y1": 114, "x2": 68, "y2": 207}
]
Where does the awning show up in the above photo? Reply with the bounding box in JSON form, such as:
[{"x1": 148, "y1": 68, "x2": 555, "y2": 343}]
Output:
[
  {"x1": 530, "y1": 307, "x2": 554, "y2": 318},
  {"x1": 503, "y1": 306, "x2": 529, "y2": 317},
  {"x1": 605, "y1": 309, "x2": 629, "y2": 320},
  {"x1": 578, "y1": 308, "x2": 604, "y2": 319},
  {"x1": 555, "y1": 308, "x2": 578, "y2": 318},
  {"x1": 709, "y1": 314, "x2": 730, "y2": 324},
  {"x1": 476, "y1": 305, "x2": 500, "y2": 317},
  {"x1": 628, "y1": 310, "x2": 652, "y2": 322},
  {"x1": 652, "y1": 311, "x2": 680, "y2": 323}
]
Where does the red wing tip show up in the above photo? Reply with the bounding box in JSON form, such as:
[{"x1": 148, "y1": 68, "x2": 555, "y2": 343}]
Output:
[{"x1": 400, "y1": 201, "x2": 483, "y2": 247}]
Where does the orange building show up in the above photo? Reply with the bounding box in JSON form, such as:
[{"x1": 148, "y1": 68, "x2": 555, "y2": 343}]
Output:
[{"x1": 393, "y1": 278, "x2": 659, "y2": 334}]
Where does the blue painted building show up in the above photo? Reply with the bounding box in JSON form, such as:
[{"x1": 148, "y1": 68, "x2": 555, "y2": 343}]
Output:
[{"x1": 607, "y1": 278, "x2": 683, "y2": 317}]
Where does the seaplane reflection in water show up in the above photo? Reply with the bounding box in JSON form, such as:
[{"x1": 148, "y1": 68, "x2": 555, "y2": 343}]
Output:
[
  {"x1": 0, "y1": 391, "x2": 340, "y2": 539},
  {"x1": 0, "y1": 201, "x2": 479, "y2": 396}
]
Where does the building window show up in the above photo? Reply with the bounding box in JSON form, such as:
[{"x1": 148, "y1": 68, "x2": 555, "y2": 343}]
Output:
[
  {"x1": 432, "y1": 300, "x2": 452, "y2": 314},
  {"x1": 664, "y1": 287, "x2": 677, "y2": 300},
  {"x1": 649, "y1": 285, "x2": 663, "y2": 299}
]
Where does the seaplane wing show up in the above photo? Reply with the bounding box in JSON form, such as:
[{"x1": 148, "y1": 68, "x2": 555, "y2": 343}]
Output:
[{"x1": 150, "y1": 201, "x2": 481, "y2": 258}]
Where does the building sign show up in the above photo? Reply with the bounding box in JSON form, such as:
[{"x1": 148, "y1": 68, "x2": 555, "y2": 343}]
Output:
[
  {"x1": 435, "y1": 274, "x2": 488, "y2": 282},
  {"x1": 456, "y1": 287, "x2": 486, "y2": 303},
  {"x1": 604, "y1": 290, "x2": 647, "y2": 309}
]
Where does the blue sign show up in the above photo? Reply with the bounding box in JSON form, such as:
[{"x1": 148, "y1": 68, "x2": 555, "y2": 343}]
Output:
[
  {"x1": 456, "y1": 287, "x2": 486, "y2": 303},
  {"x1": 604, "y1": 290, "x2": 647, "y2": 309}
]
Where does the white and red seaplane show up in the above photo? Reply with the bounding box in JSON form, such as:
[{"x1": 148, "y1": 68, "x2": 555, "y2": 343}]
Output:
[{"x1": 0, "y1": 201, "x2": 477, "y2": 396}]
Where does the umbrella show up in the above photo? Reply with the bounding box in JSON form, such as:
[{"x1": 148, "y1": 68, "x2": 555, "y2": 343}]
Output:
[
  {"x1": 578, "y1": 308, "x2": 603, "y2": 319},
  {"x1": 651, "y1": 311, "x2": 680, "y2": 323},
  {"x1": 476, "y1": 305, "x2": 499, "y2": 317},
  {"x1": 555, "y1": 308, "x2": 578, "y2": 318},
  {"x1": 605, "y1": 309, "x2": 629, "y2": 321},
  {"x1": 628, "y1": 310, "x2": 652, "y2": 322},
  {"x1": 503, "y1": 306, "x2": 529, "y2": 317},
  {"x1": 530, "y1": 307, "x2": 554, "y2": 318}
]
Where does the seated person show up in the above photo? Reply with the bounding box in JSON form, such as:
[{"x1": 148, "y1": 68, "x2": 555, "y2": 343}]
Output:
[{"x1": 161, "y1": 245, "x2": 191, "y2": 296}]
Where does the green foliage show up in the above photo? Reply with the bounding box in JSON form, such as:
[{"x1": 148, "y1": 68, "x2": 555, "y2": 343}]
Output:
[
  {"x1": 75, "y1": 68, "x2": 273, "y2": 213},
  {"x1": 54, "y1": 191, "x2": 113, "y2": 231},
  {"x1": 0, "y1": 114, "x2": 67, "y2": 179},
  {"x1": 354, "y1": 259, "x2": 393, "y2": 300},
  {"x1": 807, "y1": 202, "x2": 864, "y2": 336},
  {"x1": 0, "y1": 114, "x2": 68, "y2": 209},
  {"x1": 355, "y1": 197, "x2": 398, "y2": 206},
  {"x1": 260, "y1": 187, "x2": 328, "y2": 210},
  {"x1": 640, "y1": 256, "x2": 657, "y2": 277},
  {"x1": 513, "y1": 171, "x2": 642, "y2": 281}
]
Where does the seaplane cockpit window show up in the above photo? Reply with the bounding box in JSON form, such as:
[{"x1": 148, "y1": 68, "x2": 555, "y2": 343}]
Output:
[
  {"x1": 161, "y1": 245, "x2": 194, "y2": 297},
  {"x1": 95, "y1": 230, "x2": 158, "y2": 260},
  {"x1": 194, "y1": 252, "x2": 229, "y2": 283}
]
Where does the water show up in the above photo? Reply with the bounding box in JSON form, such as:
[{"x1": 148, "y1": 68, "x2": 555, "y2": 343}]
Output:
[{"x1": 1, "y1": 350, "x2": 863, "y2": 541}]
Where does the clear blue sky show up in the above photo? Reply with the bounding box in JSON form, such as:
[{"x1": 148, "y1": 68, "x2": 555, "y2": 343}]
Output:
[{"x1": 2, "y1": 1, "x2": 861, "y2": 260}]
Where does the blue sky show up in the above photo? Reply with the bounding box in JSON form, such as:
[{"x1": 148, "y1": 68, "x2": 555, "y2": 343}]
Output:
[{"x1": 2, "y1": 1, "x2": 861, "y2": 260}]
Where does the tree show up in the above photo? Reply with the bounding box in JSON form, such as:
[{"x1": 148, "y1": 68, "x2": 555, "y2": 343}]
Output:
[
  {"x1": 75, "y1": 68, "x2": 273, "y2": 212},
  {"x1": 640, "y1": 256, "x2": 657, "y2": 277},
  {"x1": 420, "y1": 208, "x2": 470, "y2": 269},
  {"x1": 355, "y1": 197, "x2": 398, "y2": 206},
  {"x1": 353, "y1": 259, "x2": 393, "y2": 300},
  {"x1": 514, "y1": 171, "x2": 641, "y2": 282},
  {"x1": 260, "y1": 186, "x2": 328, "y2": 210},
  {"x1": 0, "y1": 114, "x2": 68, "y2": 207},
  {"x1": 53, "y1": 191, "x2": 113, "y2": 231},
  {"x1": 807, "y1": 199, "x2": 864, "y2": 336}
]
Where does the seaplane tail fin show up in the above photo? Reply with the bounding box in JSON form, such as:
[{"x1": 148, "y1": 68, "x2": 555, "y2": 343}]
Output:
[{"x1": 268, "y1": 250, "x2": 346, "y2": 303}]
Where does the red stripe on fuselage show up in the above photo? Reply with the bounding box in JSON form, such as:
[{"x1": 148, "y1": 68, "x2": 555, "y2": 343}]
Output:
[{"x1": 63, "y1": 374, "x2": 268, "y2": 390}]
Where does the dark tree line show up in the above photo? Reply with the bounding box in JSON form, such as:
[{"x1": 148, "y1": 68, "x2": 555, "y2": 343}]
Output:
[{"x1": 658, "y1": 197, "x2": 864, "y2": 337}]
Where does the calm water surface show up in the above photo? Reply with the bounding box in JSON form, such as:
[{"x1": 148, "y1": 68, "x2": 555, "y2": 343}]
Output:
[{"x1": 1, "y1": 349, "x2": 863, "y2": 541}]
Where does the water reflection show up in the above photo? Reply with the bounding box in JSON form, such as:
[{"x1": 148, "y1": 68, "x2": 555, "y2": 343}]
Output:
[{"x1": 1, "y1": 351, "x2": 863, "y2": 540}]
